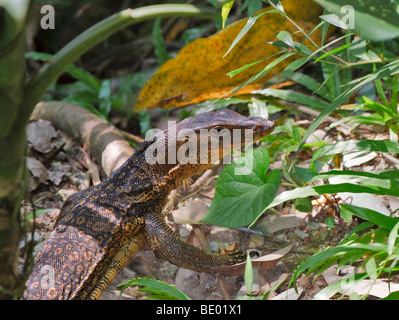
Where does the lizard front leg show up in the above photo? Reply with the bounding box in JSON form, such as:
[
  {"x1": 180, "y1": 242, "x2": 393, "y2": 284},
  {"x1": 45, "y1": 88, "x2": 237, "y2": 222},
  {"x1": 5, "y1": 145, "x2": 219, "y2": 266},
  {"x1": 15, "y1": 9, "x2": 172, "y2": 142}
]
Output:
[{"x1": 145, "y1": 212, "x2": 246, "y2": 273}]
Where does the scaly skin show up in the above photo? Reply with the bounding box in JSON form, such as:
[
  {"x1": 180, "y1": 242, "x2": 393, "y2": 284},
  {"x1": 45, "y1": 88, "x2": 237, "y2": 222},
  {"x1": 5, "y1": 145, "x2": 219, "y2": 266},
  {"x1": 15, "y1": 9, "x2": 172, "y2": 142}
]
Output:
[{"x1": 24, "y1": 109, "x2": 274, "y2": 300}]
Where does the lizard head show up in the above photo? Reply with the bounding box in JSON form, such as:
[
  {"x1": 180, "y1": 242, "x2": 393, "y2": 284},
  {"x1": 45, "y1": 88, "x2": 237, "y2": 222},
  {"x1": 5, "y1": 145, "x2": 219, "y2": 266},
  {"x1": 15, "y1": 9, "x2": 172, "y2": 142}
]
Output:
[
  {"x1": 182, "y1": 108, "x2": 274, "y2": 141},
  {"x1": 143, "y1": 109, "x2": 274, "y2": 184}
]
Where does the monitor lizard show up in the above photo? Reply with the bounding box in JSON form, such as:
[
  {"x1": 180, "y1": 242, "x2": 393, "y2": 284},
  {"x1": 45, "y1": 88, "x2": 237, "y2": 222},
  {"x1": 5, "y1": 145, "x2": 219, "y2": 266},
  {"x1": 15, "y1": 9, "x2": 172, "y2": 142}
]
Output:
[{"x1": 24, "y1": 109, "x2": 274, "y2": 299}]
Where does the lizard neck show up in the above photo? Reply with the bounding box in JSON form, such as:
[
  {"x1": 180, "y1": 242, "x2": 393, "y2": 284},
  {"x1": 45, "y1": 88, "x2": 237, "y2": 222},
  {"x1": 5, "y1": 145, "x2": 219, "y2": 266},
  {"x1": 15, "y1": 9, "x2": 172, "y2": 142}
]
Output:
[{"x1": 101, "y1": 146, "x2": 175, "y2": 217}]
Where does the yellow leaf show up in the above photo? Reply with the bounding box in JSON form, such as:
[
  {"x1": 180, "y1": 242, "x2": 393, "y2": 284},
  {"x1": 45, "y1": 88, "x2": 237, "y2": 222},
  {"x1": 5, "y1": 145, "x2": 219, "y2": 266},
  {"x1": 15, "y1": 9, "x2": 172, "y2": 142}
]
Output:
[
  {"x1": 135, "y1": 0, "x2": 323, "y2": 111},
  {"x1": 221, "y1": 0, "x2": 234, "y2": 29}
]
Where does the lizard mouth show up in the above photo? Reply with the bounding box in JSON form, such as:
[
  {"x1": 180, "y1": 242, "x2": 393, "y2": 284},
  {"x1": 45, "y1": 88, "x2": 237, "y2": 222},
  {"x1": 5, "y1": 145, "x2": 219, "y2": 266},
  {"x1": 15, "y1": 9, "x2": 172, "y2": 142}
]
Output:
[{"x1": 241, "y1": 117, "x2": 275, "y2": 141}]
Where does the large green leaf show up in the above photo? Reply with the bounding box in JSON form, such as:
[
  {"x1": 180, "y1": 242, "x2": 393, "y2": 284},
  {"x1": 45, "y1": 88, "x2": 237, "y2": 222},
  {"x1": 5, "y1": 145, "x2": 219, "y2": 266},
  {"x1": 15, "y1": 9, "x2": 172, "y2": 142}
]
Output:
[
  {"x1": 118, "y1": 277, "x2": 190, "y2": 300},
  {"x1": 202, "y1": 148, "x2": 281, "y2": 227},
  {"x1": 314, "y1": 0, "x2": 399, "y2": 41}
]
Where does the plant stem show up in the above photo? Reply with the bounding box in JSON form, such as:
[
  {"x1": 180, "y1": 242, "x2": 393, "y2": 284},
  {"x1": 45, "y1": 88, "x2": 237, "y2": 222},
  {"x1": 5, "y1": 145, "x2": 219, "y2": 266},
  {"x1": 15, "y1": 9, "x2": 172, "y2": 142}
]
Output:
[
  {"x1": 390, "y1": 73, "x2": 399, "y2": 141},
  {"x1": 21, "y1": 4, "x2": 216, "y2": 121},
  {"x1": 375, "y1": 77, "x2": 390, "y2": 108},
  {"x1": 267, "y1": 0, "x2": 348, "y2": 66},
  {"x1": 391, "y1": 73, "x2": 398, "y2": 115}
]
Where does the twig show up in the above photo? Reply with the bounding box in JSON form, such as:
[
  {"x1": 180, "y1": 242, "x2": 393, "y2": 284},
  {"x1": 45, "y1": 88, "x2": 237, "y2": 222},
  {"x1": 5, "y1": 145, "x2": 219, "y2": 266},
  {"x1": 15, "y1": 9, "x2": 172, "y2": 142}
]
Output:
[{"x1": 117, "y1": 128, "x2": 144, "y2": 145}]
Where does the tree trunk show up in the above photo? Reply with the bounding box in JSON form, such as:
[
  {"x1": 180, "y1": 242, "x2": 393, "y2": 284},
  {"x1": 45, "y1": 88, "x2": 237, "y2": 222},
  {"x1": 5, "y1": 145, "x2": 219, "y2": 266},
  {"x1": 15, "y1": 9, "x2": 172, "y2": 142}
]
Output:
[{"x1": 0, "y1": 0, "x2": 33, "y2": 299}]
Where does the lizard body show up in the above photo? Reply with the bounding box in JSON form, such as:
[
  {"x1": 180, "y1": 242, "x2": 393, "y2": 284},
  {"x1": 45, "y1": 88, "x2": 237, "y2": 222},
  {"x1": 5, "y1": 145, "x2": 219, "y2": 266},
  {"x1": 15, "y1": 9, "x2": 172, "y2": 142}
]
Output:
[{"x1": 24, "y1": 109, "x2": 274, "y2": 299}]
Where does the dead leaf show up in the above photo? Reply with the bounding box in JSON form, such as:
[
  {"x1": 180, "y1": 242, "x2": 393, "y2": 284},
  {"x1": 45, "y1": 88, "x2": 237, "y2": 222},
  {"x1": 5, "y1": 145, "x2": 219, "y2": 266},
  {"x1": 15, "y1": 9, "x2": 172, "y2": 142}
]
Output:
[
  {"x1": 47, "y1": 161, "x2": 70, "y2": 186},
  {"x1": 221, "y1": 242, "x2": 239, "y2": 254},
  {"x1": 269, "y1": 287, "x2": 303, "y2": 300},
  {"x1": 27, "y1": 119, "x2": 57, "y2": 153},
  {"x1": 214, "y1": 242, "x2": 294, "y2": 276},
  {"x1": 265, "y1": 213, "x2": 306, "y2": 234},
  {"x1": 171, "y1": 197, "x2": 211, "y2": 224},
  {"x1": 135, "y1": 0, "x2": 323, "y2": 110},
  {"x1": 388, "y1": 196, "x2": 399, "y2": 213},
  {"x1": 27, "y1": 157, "x2": 48, "y2": 190},
  {"x1": 80, "y1": 148, "x2": 101, "y2": 186}
]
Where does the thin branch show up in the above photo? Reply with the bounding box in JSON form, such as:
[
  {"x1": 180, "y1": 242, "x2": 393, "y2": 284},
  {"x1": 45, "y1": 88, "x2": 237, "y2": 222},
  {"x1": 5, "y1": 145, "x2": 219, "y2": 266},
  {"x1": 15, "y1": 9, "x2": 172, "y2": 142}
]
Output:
[{"x1": 31, "y1": 101, "x2": 134, "y2": 175}]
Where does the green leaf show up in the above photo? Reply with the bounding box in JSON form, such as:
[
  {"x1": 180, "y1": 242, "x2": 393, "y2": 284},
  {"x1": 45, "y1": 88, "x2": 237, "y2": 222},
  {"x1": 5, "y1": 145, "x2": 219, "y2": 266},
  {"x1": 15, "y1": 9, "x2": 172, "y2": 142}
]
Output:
[
  {"x1": 313, "y1": 42, "x2": 351, "y2": 63},
  {"x1": 63, "y1": 91, "x2": 105, "y2": 119},
  {"x1": 276, "y1": 31, "x2": 295, "y2": 48},
  {"x1": 294, "y1": 166, "x2": 317, "y2": 183},
  {"x1": 25, "y1": 51, "x2": 101, "y2": 93},
  {"x1": 66, "y1": 65, "x2": 101, "y2": 93},
  {"x1": 341, "y1": 204, "x2": 399, "y2": 231},
  {"x1": 227, "y1": 57, "x2": 268, "y2": 77},
  {"x1": 292, "y1": 242, "x2": 386, "y2": 290},
  {"x1": 320, "y1": 13, "x2": 346, "y2": 29},
  {"x1": 314, "y1": 0, "x2": 399, "y2": 41},
  {"x1": 223, "y1": 9, "x2": 280, "y2": 57},
  {"x1": 340, "y1": 205, "x2": 353, "y2": 222},
  {"x1": 98, "y1": 79, "x2": 112, "y2": 116},
  {"x1": 285, "y1": 72, "x2": 334, "y2": 101},
  {"x1": 202, "y1": 149, "x2": 281, "y2": 227},
  {"x1": 153, "y1": 17, "x2": 169, "y2": 65},
  {"x1": 227, "y1": 52, "x2": 296, "y2": 98},
  {"x1": 365, "y1": 257, "x2": 378, "y2": 280},
  {"x1": 282, "y1": 57, "x2": 311, "y2": 77},
  {"x1": 0, "y1": 0, "x2": 31, "y2": 47},
  {"x1": 325, "y1": 217, "x2": 335, "y2": 228},
  {"x1": 248, "y1": 97, "x2": 269, "y2": 119},
  {"x1": 382, "y1": 291, "x2": 399, "y2": 300},
  {"x1": 388, "y1": 222, "x2": 399, "y2": 255},
  {"x1": 255, "y1": 88, "x2": 330, "y2": 111},
  {"x1": 241, "y1": 0, "x2": 263, "y2": 16},
  {"x1": 118, "y1": 277, "x2": 190, "y2": 300},
  {"x1": 307, "y1": 170, "x2": 399, "y2": 189},
  {"x1": 295, "y1": 197, "x2": 313, "y2": 212},
  {"x1": 25, "y1": 208, "x2": 58, "y2": 221},
  {"x1": 244, "y1": 252, "x2": 254, "y2": 294}
]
